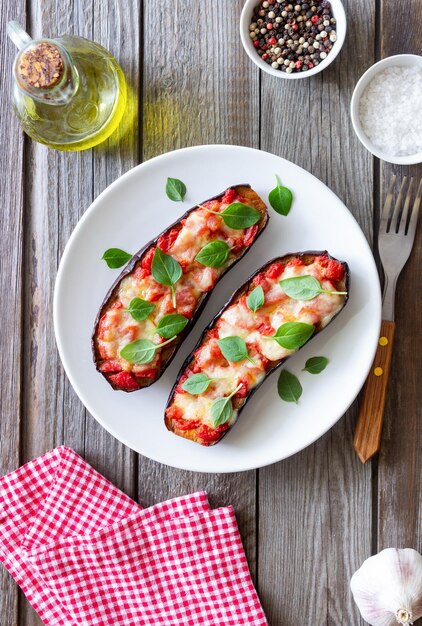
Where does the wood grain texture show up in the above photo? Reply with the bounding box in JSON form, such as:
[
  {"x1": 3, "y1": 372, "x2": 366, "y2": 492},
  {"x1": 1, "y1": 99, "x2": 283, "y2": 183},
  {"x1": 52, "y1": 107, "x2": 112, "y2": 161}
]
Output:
[
  {"x1": 354, "y1": 320, "x2": 395, "y2": 463},
  {"x1": 14, "y1": 2, "x2": 140, "y2": 625},
  {"x1": 139, "y1": 0, "x2": 260, "y2": 578},
  {"x1": 0, "y1": 0, "x2": 421, "y2": 625},
  {"x1": 377, "y1": 0, "x2": 422, "y2": 567},
  {"x1": 0, "y1": 1, "x2": 26, "y2": 623},
  {"x1": 258, "y1": 0, "x2": 375, "y2": 622}
]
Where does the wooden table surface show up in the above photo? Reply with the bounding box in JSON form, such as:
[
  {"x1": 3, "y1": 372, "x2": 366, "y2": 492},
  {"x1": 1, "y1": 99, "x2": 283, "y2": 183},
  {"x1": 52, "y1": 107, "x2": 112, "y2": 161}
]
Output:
[{"x1": 1, "y1": 1, "x2": 421, "y2": 624}]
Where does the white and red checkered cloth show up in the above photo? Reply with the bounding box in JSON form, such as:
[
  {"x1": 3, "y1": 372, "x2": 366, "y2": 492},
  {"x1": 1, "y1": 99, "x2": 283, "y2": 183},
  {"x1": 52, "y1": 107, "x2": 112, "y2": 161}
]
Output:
[{"x1": 0, "y1": 446, "x2": 267, "y2": 625}]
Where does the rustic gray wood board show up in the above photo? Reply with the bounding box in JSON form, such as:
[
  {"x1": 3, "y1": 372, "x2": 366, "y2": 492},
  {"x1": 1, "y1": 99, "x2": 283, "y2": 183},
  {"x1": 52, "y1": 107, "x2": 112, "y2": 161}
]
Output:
[
  {"x1": 377, "y1": 0, "x2": 422, "y2": 576},
  {"x1": 258, "y1": 0, "x2": 374, "y2": 621},
  {"x1": 0, "y1": 0, "x2": 26, "y2": 622},
  {"x1": 0, "y1": 0, "x2": 421, "y2": 625},
  {"x1": 139, "y1": 0, "x2": 260, "y2": 578}
]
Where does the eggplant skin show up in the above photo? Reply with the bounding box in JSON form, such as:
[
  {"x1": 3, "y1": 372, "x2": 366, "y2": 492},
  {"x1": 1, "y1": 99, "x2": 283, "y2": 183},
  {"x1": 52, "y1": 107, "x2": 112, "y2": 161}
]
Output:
[
  {"x1": 165, "y1": 251, "x2": 350, "y2": 446},
  {"x1": 92, "y1": 185, "x2": 269, "y2": 391}
]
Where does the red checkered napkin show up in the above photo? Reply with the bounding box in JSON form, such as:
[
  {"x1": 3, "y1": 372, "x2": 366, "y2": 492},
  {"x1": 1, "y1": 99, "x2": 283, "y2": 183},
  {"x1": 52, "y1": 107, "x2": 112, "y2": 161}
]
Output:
[{"x1": 0, "y1": 447, "x2": 267, "y2": 626}]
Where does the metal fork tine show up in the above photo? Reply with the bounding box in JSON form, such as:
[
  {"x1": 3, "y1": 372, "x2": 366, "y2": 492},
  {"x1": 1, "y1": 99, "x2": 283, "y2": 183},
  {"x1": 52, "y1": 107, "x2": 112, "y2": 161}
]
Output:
[
  {"x1": 380, "y1": 174, "x2": 396, "y2": 231},
  {"x1": 390, "y1": 176, "x2": 407, "y2": 232},
  {"x1": 407, "y1": 178, "x2": 422, "y2": 239},
  {"x1": 398, "y1": 177, "x2": 414, "y2": 234}
]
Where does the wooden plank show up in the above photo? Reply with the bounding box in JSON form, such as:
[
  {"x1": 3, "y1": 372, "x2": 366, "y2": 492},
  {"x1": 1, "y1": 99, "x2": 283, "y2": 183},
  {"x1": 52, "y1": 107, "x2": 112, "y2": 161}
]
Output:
[
  {"x1": 0, "y1": 2, "x2": 26, "y2": 624},
  {"x1": 258, "y1": 0, "x2": 375, "y2": 621},
  {"x1": 18, "y1": 2, "x2": 140, "y2": 623},
  {"x1": 377, "y1": 0, "x2": 422, "y2": 552},
  {"x1": 140, "y1": 0, "x2": 260, "y2": 577}
]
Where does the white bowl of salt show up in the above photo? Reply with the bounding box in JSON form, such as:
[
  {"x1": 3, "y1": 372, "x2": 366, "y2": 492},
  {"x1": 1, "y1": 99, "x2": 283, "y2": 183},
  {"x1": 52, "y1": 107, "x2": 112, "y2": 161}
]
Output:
[{"x1": 351, "y1": 54, "x2": 422, "y2": 165}]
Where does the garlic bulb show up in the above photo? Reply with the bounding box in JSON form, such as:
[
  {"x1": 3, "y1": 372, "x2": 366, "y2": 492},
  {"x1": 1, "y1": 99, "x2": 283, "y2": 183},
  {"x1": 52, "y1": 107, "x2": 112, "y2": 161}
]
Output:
[{"x1": 350, "y1": 548, "x2": 422, "y2": 626}]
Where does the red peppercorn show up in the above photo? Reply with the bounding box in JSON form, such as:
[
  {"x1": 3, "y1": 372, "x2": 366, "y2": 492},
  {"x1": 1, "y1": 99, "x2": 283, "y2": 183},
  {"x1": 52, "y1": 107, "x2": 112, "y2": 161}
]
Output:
[
  {"x1": 292, "y1": 23, "x2": 299, "y2": 30},
  {"x1": 253, "y1": 40, "x2": 260, "y2": 48},
  {"x1": 308, "y1": 62, "x2": 314, "y2": 68},
  {"x1": 311, "y1": 15, "x2": 319, "y2": 24},
  {"x1": 262, "y1": 53, "x2": 269, "y2": 60},
  {"x1": 267, "y1": 23, "x2": 273, "y2": 29},
  {"x1": 295, "y1": 60, "x2": 302, "y2": 69},
  {"x1": 262, "y1": 45, "x2": 268, "y2": 50},
  {"x1": 268, "y1": 37, "x2": 277, "y2": 45}
]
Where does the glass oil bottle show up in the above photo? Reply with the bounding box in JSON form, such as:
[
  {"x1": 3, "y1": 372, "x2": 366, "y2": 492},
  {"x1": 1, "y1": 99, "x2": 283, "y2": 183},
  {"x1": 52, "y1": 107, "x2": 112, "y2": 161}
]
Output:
[{"x1": 6, "y1": 21, "x2": 127, "y2": 151}]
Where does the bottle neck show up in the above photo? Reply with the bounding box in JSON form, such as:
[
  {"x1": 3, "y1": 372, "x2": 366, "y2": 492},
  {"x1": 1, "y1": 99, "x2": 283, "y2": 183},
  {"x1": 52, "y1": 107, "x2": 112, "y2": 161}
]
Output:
[{"x1": 14, "y1": 39, "x2": 79, "y2": 105}]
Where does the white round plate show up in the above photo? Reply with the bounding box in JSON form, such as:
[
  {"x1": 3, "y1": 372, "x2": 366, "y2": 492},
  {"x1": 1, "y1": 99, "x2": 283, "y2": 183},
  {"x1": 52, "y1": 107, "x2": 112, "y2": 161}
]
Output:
[{"x1": 54, "y1": 145, "x2": 381, "y2": 473}]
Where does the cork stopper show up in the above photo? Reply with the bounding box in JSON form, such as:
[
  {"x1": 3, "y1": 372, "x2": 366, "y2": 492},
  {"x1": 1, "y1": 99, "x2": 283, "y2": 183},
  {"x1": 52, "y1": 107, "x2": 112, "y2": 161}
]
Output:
[{"x1": 18, "y1": 42, "x2": 64, "y2": 88}]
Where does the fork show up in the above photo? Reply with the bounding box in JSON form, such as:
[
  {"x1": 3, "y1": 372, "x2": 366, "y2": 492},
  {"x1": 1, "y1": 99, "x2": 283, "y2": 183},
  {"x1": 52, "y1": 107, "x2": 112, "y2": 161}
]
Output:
[{"x1": 354, "y1": 175, "x2": 422, "y2": 463}]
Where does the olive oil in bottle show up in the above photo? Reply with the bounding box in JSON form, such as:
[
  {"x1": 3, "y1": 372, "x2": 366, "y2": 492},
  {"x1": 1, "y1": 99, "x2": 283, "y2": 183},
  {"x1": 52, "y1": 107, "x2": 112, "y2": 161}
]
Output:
[{"x1": 7, "y1": 21, "x2": 127, "y2": 151}]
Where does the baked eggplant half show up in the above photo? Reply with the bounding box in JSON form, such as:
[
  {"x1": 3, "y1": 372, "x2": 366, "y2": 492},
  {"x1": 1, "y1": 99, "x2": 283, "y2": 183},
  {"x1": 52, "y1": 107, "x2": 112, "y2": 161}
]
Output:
[
  {"x1": 93, "y1": 185, "x2": 268, "y2": 391},
  {"x1": 165, "y1": 251, "x2": 349, "y2": 445}
]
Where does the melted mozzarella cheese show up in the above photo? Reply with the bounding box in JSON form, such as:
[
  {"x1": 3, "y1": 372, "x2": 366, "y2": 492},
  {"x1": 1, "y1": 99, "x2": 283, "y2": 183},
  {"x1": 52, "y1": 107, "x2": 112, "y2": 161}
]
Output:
[
  {"x1": 248, "y1": 330, "x2": 292, "y2": 361},
  {"x1": 96, "y1": 194, "x2": 257, "y2": 371},
  {"x1": 170, "y1": 257, "x2": 346, "y2": 433}
]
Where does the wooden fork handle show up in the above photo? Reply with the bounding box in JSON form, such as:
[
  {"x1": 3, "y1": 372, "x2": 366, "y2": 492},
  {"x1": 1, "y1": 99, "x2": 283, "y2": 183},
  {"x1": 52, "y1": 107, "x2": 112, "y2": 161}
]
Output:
[{"x1": 354, "y1": 320, "x2": 395, "y2": 463}]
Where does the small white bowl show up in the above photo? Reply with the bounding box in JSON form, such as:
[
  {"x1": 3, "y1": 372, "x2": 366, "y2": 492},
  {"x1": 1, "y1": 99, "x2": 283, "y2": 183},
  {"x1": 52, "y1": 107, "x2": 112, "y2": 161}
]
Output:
[
  {"x1": 350, "y1": 54, "x2": 422, "y2": 165},
  {"x1": 240, "y1": 0, "x2": 346, "y2": 79}
]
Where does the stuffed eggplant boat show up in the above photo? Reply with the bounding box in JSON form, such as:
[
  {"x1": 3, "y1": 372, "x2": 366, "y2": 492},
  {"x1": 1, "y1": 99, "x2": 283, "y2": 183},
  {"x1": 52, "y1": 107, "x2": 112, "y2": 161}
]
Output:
[
  {"x1": 93, "y1": 185, "x2": 268, "y2": 391},
  {"x1": 165, "y1": 251, "x2": 349, "y2": 445}
]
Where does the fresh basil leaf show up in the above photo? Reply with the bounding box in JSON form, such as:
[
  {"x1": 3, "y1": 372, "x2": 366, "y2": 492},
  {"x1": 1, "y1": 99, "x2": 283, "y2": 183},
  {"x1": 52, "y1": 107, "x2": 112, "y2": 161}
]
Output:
[
  {"x1": 280, "y1": 274, "x2": 347, "y2": 301},
  {"x1": 151, "y1": 247, "x2": 182, "y2": 307},
  {"x1": 273, "y1": 322, "x2": 314, "y2": 350},
  {"x1": 247, "y1": 285, "x2": 265, "y2": 312},
  {"x1": 217, "y1": 336, "x2": 253, "y2": 363},
  {"x1": 181, "y1": 373, "x2": 213, "y2": 395},
  {"x1": 220, "y1": 202, "x2": 261, "y2": 229},
  {"x1": 195, "y1": 240, "x2": 231, "y2": 268},
  {"x1": 277, "y1": 370, "x2": 302, "y2": 403},
  {"x1": 120, "y1": 335, "x2": 176, "y2": 364},
  {"x1": 151, "y1": 248, "x2": 182, "y2": 287},
  {"x1": 101, "y1": 248, "x2": 132, "y2": 269},
  {"x1": 156, "y1": 313, "x2": 189, "y2": 338},
  {"x1": 280, "y1": 275, "x2": 322, "y2": 300},
  {"x1": 166, "y1": 177, "x2": 186, "y2": 202},
  {"x1": 211, "y1": 396, "x2": 233, "y2": 427},
  {"x1": 303, "y1": 356, "x2": 329, "y2": 374},
  {"x1": 268, "y1": 175, "x2": 293, "y2": 216},
  {"x1": 120, "y1": 339, "x2": 157, "y2": 364},
  {"x1": 127, "y1": 298, "x2": 155, "y2": 321}
]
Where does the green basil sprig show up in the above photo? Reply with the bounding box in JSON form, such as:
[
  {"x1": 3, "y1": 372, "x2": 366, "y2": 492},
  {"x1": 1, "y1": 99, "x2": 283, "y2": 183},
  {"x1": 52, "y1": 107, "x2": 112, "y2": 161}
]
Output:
[
  {"x1": 181, "y1": 373, "x2": 220, "y2": 395},
  {"x1": 266, "y1": 322, "x2": 315, "y2": 350},
  {"x1": 156, "y1": 313, "x2": 189, "y2": 338},
  {"x1": 277, "y1": 370, "x2": 302, "y2": 403},
  {"x1": 247, "y1": 285, "x2": 265, "y2": 312},
  {"x1": 101, "y1": 248, "x2": 132, "y2": 269},
  {"x1": 268, "y1": 175, "x2": 293, "y2": 216},
  {"x1": 211, "y1": 383, "x2": 242, "y2": 427},
  {"x1": 303, "y1": 356, "x2": 329, "y2": 374},
  {"x1": 195, "y1": 240, "x2": 231, "y2": 268},
  {"x1": 120, "y1": 312, "x2": 188, "y2": 363},
  {"x1": 120, "y1": 336, "x2": 176, "y2": 364},
  {"x1": 166, "y1": 177, "x2": 186, "y2": 202},
  {"x1": 127, "y1": 298, "x2": 155, "y2": 321},
  {"x1": 280, "y1": 275, "x2": 347, "y2": 301},
  {"x1": 151, "y1": 248, "x2": 182, "y2": 308},
  {"x1": 199, "y1": 202, "x2": 260, "y2": 230},
  {"x1": 217, "y1": 336, "x2": 255, "y2": 365}
]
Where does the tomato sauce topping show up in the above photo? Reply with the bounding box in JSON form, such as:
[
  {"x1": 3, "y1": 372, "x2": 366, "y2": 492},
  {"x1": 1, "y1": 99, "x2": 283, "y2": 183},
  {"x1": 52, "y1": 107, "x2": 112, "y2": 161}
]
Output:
[
  {"x1": 157, "y1": 228, "x2": 179, "y2": 253},
  {"x1": 96, "y1": 186, "x2": 266, "y2": 390},
  {"x1": 109, "y1": 371, "x2": 140, "y2": 391}
]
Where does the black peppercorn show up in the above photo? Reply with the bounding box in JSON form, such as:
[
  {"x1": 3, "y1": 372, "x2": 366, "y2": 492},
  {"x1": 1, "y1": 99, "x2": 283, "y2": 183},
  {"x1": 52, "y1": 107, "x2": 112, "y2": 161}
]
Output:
[{"x1": 248, "y1": 0, "x2": 336, "y2": 73}]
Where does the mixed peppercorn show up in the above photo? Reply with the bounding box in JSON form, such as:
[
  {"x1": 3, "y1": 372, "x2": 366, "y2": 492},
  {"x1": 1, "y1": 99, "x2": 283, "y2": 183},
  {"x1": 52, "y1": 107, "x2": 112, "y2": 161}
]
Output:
[{"x1": 249, "y1": 0, "x2": 337, "y2": 73}]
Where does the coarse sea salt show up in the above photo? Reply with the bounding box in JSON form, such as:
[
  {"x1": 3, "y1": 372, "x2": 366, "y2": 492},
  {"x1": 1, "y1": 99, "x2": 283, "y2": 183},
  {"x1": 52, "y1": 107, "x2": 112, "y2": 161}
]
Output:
[{"x1": 359, "y1": 65, "x2": 422, "y2": 157}]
